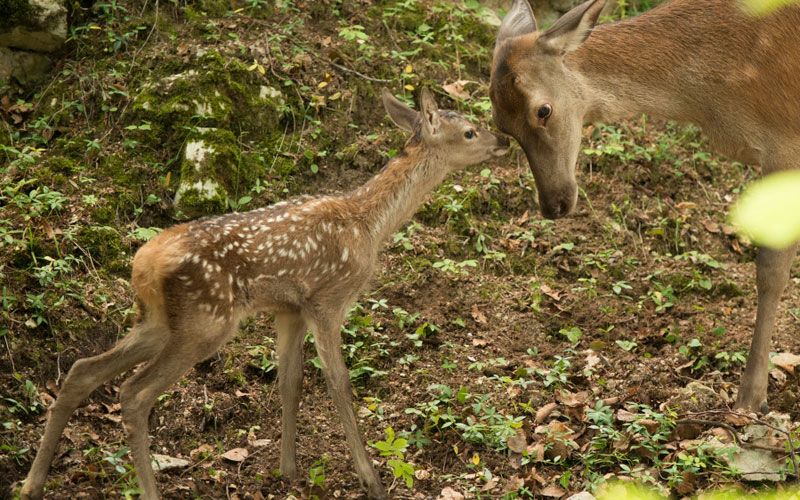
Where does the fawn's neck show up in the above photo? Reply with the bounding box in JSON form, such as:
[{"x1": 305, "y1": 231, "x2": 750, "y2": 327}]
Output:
[{"x1": 348, "y1": 142, "x2": 445, "y2": 244}]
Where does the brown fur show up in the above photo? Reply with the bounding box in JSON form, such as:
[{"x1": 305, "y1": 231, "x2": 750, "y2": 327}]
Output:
[{"x1": 491, "y1": 0, "x2": 799, "y2": 412}]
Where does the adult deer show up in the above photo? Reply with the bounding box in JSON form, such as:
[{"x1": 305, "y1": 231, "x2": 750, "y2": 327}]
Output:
[
  {"x1": 490, "y1": 0, "x2": 800, "y2": 412},
  {"x1": 20, "y1": 89, "x2": 508, "y2": 500}
]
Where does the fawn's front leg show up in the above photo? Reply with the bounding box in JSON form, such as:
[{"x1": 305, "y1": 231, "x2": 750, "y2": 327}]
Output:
[
  {"x1": 736, "y1": 243, "x2": 798, "y2": 412},
  {"x1": 275, "y1": 312, "x2": 306, "y2": 480},
  {"x1": 307, "y1": 312, "x2": 387, "y2": 500}
]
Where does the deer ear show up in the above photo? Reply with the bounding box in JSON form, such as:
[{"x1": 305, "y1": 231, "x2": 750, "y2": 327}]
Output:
[
  {"x1": 382, "y1": 88, "x2": 418, "y2": 133},
  {"x1": 540, "y1": 0, "x2": 606, "y2": 54},
  {"x1": 418, "y1": 88, "x2": 441, "y2": 138},
  {"x1": 496, "y1": 0, "x2": 537, "y2": 47}
]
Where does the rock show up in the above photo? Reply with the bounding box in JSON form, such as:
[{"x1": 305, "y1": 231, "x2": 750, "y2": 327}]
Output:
[
  {"x1": 174, "y1": 127, "x2": 240, "y2": 218},
  {"x1": 0, "y1": 0, "x2": 68, "y2": 52},
  {"x1": 151, "y1": 454, "x2": 190, "y2": 472},
  {"x1": 728, "y1": 448, "x2": 784, "y2": 481},
  {"x1": 0, "y1": 46, "x2": 51, "y2": 85}
]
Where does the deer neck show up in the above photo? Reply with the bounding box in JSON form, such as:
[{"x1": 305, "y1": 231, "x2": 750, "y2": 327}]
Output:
[
  {"x1": 569, "y1": 12, "x2": 705, "y2": 126},
  {"x1": 348, "y1": 143, "x2": 445, "y2": 244}
]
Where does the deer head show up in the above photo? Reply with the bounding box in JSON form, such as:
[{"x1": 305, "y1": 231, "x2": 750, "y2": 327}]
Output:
[
  {"x1": 490, "y1": 0, "x2": 606, "y2": 219},
  {"x1": 382, "y1": 88, "x2": 510, "y2": 168}
]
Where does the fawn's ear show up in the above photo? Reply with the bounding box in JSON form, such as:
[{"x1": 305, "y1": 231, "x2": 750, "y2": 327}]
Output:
[
  {"x1": 419, "y1": 88, "x2": 441, "y2": 138},
  {"x1": 382, "y1": 89, "x2": 418, "y2": 133}
]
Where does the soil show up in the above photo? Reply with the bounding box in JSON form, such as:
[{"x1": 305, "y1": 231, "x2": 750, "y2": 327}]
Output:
[{"x1": 1, "y1": 0, "x2": 798, "y2": 499}]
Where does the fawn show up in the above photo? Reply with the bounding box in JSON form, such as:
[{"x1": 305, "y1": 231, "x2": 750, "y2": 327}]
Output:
[{"x1": 21, "y1": 88, "x2": 509, "y2": 499}]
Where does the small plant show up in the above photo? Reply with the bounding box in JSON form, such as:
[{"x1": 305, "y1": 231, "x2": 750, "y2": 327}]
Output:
[{"x1": 370, "y1": 427, "x2": 415, "y2": 489}]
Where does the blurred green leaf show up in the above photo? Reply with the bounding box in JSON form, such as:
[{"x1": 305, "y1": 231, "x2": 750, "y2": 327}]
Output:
[
  {"x1": 729, "y1": 170, "x2": 800, "y2": 249},
  {"x1": 740, "y1": 0, "x2": 799, "y2": 15}
]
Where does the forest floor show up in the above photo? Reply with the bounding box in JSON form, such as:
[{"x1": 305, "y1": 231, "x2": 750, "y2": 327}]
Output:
[{"x1": 1, "y1": 0, "x2": 799, "y2": 498}]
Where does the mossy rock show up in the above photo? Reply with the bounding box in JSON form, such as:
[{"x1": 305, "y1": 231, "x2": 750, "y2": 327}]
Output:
[
  {"x1": 174, "y1": 127, "x2": 244, "y2": 218},
  {"x1": 130, "y1": 50, "x2": 285, "y2": 144},
  {"x1": 74, "y1": 225, "x2": 128, "y2": 273}
]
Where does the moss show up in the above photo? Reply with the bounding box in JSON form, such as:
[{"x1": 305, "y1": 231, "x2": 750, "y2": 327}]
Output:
[
  {"x1": 42, "y1": 156, "x2": 79, "y2": 175},
  {"x1": 75, "y1": 226, "x2": 128, "y2": 273},
  {"x1": 0, "y1": 0, "x2": 40, "y2": 32}
]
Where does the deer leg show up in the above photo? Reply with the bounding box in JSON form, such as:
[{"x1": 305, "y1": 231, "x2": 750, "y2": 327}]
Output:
[
  {"x1": 119, "y1": 322, "x2": 235, "y2": 499},
  {"x1": 275, "y1": 312, "x2": 306, "y2": 480},
  {"x1": 307, "y1": 313, "x2": 387, "y2": 500},
  {"x1": 736, "y1": 243, "x2": 798, "y2": 412},
  {"x1": 21, "y1": 322, "x2": 166, "y2": 500}
]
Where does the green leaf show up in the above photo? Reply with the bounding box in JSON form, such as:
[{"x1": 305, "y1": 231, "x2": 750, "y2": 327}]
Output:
[
  {"x1": 740, "y1": 0, "x2": 799, "y2": 15},
  {"x1": 729, "y1": 170, "x2": 800, "y2": 249}
]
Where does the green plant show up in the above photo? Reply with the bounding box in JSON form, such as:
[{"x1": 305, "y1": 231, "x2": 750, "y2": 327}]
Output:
[{"x1": 370, "y1": 427, "x2": 414, "y2": 488}]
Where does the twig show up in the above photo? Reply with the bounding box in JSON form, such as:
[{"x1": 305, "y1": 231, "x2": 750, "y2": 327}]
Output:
[
  {"x1": 3, "y1": 333, "x2": 16, "y2": 373},
  {"x1": 327, "y1": 61, "x2": 391, "y2": 83}
]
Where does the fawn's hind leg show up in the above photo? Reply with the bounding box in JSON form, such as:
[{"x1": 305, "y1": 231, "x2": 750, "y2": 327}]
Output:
[
  {"x1": 21, "y1": 321, "x2": 167, "y2": 500},
  {"x1": 276, "y1": 312, "x2": 307, "y2": 480},
  {"x1": 119, "y1": 319, "x2": 237, "y2": 499}
]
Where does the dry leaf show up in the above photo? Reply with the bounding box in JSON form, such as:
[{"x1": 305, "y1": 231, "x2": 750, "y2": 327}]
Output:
[
  {"x1": 534, "y1": 402, "x2": 558, "y2": 424},
  {"x1": 540, "y1": 284, "x2": 561, "y2": 301},
  {"x1": 616, "y1": 408, "x2": 637, "y2": 422},
  {"x1": 503, "y1": 475, "x2": 525, "y2": 493},
  {"x1": 557, "y1": 390, "x2": 589, "y2": 407},
  {"x1": 222, "y1": 447, "x2": 249, "y2": 462},
  {"x1": 442, "y1": 80, "x2": 471, "y2": 100},
  {"x1": 517, "y1": 210, "x2": 530, "y2": 225},
  {"x1": 539, "y1": 484, "x2": 566, "y2": 498},
  {"x1": 771, "y1": 352, "x2": 800, "y2": 374},
  {"x1": 190, "y1": 443, "x2": 214, "y2": 458},
  {"x1": 471, "y1": 304, "x2": 488, "y2": 324},
  {"x1": 472, "y1": 338, "x2": 490, "y2": 347},
  {"x1": 437, "y1": 486, "x2": 465, "y2": 500},
  {"x1": 507, "y1": 428, "x2": 528, "y2": 454}
]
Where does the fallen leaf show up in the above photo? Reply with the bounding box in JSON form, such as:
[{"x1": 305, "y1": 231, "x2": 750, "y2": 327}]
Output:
[
  {"x1": 414, "y1": 469, "x2": 431, "y2": 480},
  {"x1": 534, "y1": 402, "x2": 558, "y2": 424},
  {"x1": 472, "y1": 338, "x2": 489, "y2": 347},
  {"x1": 540, "y1": 284, "x2": 561, "y2": 301},
  {"x1": 191, "y1": 443, "x2": 214, "y2": 458},
  {"x1": 442, "y1": 80, "x2": 471, "y2": 100},
  {"x1": 539, "y1": 484, "x2": 566, "y2": 498},
  {"x1": 557, "y1": 390, "x2": 589, "y2": 407},
  {"x1": 471, "y1": 304, "x2": 487, "y2": 324},
  {"x1": 616, "y1": 408, "x2": 638, "y2": 422},
  {"x1": 437, "y1": 486, "x2": 465, "y2": 500},
  {"x1": 771, "y1": 352, "x2": 800, "y2": 374},
  {"x1": 507, "y1": 429, "x2": 528, "y2": 454},
  {"x1": 222, "y1": 447, "x2": 249, "y2": 462},
  {"x1": 517, "y1": 210, "x2": 530, "y2": 225},
  {"x1": 503, "y1": 475, "x2": 525, "y2": 493},
  {"x1": 481, "y1": 476, "x2": 499, "y2": 491}
]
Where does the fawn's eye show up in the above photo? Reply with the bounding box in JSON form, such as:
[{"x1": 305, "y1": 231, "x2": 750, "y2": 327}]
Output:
[
  {"x1": 537, "y1": 104, "x2": 552, "y2": 121},
  {"x1": 464, "y1": 130, "x2": 476, "y2": 139}
]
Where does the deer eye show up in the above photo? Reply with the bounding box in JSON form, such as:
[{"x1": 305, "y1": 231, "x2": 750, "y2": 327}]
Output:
[
  {"x1": 464, "y1": 129, "x2": 476, "y2": 139},
  {"x1": 537, "y1": 104, "x2": 552, "y2": 121}
]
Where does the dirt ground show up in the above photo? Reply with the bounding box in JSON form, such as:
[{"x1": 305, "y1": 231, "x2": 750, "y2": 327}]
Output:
[{"x1": 1, "y1": 0, "x2": 799, "y2": 498}]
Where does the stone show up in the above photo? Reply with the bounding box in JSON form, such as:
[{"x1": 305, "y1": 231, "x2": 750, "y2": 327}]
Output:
[
  {"x1": 0, "y1": 0, "x2": 67, "y2": 52},
  {"x1": 0, "y1": 46, "x2": 51, "y2": 85},
  {"x1": 173, "y1": 127, "x2": 240, "y2": 218}
]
